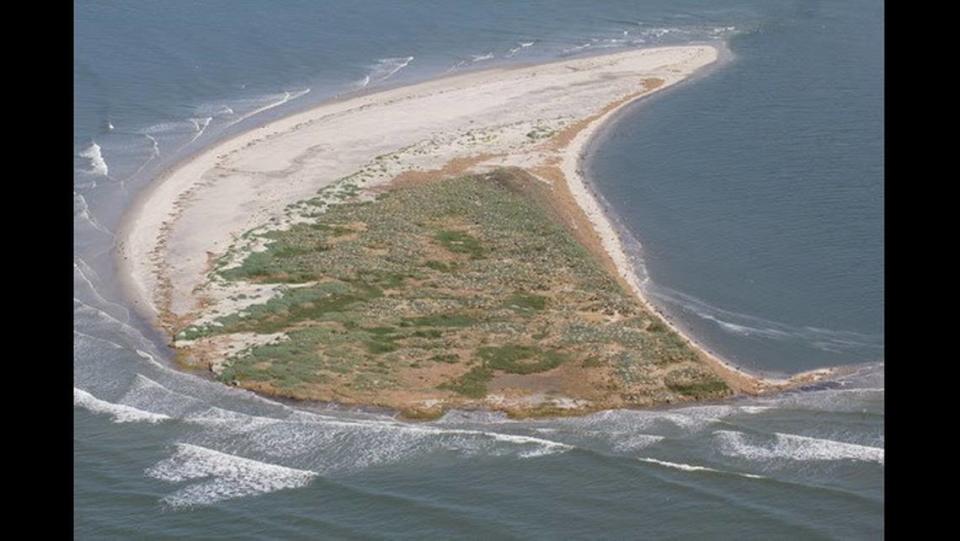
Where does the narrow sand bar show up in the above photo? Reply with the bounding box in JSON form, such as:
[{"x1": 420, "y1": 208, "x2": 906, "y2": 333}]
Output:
[{"x1": 118, "y1": 45, "x2": 835, "y2": 400}]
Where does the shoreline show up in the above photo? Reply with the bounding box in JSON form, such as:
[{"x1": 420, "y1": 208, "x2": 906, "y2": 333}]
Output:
[
  {"x1": 552, "y1": 59, "x2": 836, "y2": 394},
  {"x1": 116, "y1": 44, "x2": 835, "y2": 417},
  {"x1": 114, "y1": 48, "x2": 639, "y2": 327}
]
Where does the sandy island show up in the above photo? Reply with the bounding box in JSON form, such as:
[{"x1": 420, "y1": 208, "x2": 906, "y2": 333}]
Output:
[{"x1": 117, "y1": 45, "x2": 835, "y2": 416}]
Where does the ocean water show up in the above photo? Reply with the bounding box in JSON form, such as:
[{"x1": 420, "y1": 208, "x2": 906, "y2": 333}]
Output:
[{"x1": 74, "y1": 1, "x2": 883, "y2": 538}]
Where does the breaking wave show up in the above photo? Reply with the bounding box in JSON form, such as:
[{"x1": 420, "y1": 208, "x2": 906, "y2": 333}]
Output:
[
  {"x1": 75, "y1": 388, "x2": 171, "y2": 424},
  {"x1": 506, "y1": 41, "x2": 535, "y2": 58},
  {"x1": 356, "y1": 56, "x2": 414, "y2": 87},
  {"x1": 638, "y1": 457, "x2": 766, "y2": 479},
  {"x1": 145, "y1": 443, "x2": 317, "y2": 509},
  {"x1": 78, "y1": 142, "x2": 109, "y2": 177},
  {"x1": 715, "y1": 430, "x2": 884, "y2": 464},
  {"x1": 227, "y1": 88, "x2": 312, "y2": 127}
]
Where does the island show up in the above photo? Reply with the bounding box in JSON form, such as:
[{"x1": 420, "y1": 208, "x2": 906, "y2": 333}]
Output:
[{"x1": 117, "y1": 45, "x2": 833, "y2": 419}]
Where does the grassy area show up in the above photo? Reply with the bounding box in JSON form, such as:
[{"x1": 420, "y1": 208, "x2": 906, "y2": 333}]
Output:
[{"x1": 178, "y1": 169, "x2": 731, "y2": 410}]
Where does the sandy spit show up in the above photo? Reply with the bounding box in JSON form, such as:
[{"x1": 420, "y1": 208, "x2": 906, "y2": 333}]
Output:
[{"x1": 116, "y1": 44, "x2": 834, "y2": 395}]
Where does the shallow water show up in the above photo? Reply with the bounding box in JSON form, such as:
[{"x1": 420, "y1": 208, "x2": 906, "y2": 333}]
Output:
[{"x1": 75, "y1": 1, "x2": 883, "y2": 537}]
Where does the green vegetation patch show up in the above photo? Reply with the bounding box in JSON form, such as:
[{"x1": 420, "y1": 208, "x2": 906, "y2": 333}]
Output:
[
  {"x1": 504, "y1": 292, "x2": 548, "y2": 312},
  {"x1": 434, "y1": 229, "x2": 485, "y2": 259},
  {"x1": 477, "y1": 345, "x2": 568, "y2": 375},
  {"x1": 438, "y1": 366, "x2": 493, "y2": 398},
  {"x1": 663, "y1": 367, "x2": 731, "y2": 400},
  {"x1": 184, "y1": 169, "x2": 728, "y2": 406},
  {"x1": 403, "y1": 314, "x2": 476, "y2": 328}
]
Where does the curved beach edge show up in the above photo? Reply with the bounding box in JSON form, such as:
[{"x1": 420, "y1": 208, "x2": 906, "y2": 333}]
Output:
[
  {"x1": 114, "y1": 43, "x2": 841, "y2": 419},
  {"x1": 554, "y1": 46, "x2": 842, "y2": 395}
]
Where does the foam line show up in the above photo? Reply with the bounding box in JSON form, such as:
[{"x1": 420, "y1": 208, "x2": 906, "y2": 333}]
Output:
[
  {"x1": 188, "y1": 117, "x2": 213, "y2": 143},
  {"x1": 73, "y1": 329, "x2": 126, "y2": 351},
  {"x1": 73, "y1": 192, "x2": 114, "y2": 237},
  {"x1": 506, "y1": 41, "x2": 536, "y2": 57},
  {"x1": 645, "y1": 284, "x2": 883, "y2": 352},
  {"x1": 227, "y1": 89, "x2": 311, "y2": 127},
  {"x1": 715, "y1": 430, "x2": 884, "y2": 464},
  {"x1": 74, "y1": 388, "x2": 170, "y2": 424},
  {"x1": 74, "y1": 258, "x2": 130, "y2": 322},
  {"x1": 135, "y1": 349, "x2": 165, "y2": 368},
  {"x1": 638, "y1": 457, "x2": 766, "y2": 479},
  {"x1": 368, "y1": 56, "x2": 414, "y2": 84},
  {"x1": 117, "y1": 374, "x2": 206, "y2": 418},
  {"x1": 74, "y1": 298, "x2": 154, "y2": 352},
  {"x1": 125, "y1": 134, "x2": 162, "y2": 182},
  {"x1": 562, "y1": 42, "x2": 592, "y2": 54},
  {"x1": 145, "y1": 443, "x2": 317, "y2": 508}
]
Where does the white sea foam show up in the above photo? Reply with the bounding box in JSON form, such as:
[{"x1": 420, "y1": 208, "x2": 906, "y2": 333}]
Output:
[
  {"x1": 118, "y1": 374, "x2": 206, "y2": 418},
  {"x1": 712, "y1": 26, "x2": 737, "y2": 35},
  {"x1": 715, "y1": 430, "x2": 884, "y2": 464},
  {"x1": 475, "y1": 431, "x2": 573, "y2": 453},
  {"x1": 188, "y1": 116, "x2": 213, "y2": 143},
  {"x1": 365, "y1": 56, "x2": 414, "y2": 85},
  {"x1": 557, "y1": 406, "x2": 729, "y2": 439},
  {"x1": 252, "y1": 409, "x2": 574, "y2": 467},
  {"x1": 738, "y1": 406, "x2": 773, "y2": 414},
  {"x1": 145, "y1": 443, "x2": 317, "y2": 508},
  {"x1": 658, "y1": 405, "x2": 735, "y2": 430},
  {"x1": 227, "y1": 88, "x2": 311, "y2": 127},
  {"x1": 74, "y1": 298, "x2": 155, "y2": 355},
  {"x1": 73, "y1": 192, "x2": 114, "y2": 237},
  {"x1": 75, "y1": 388, "x2": 171, "y2": 424},
  {"x1": 125, "y1": 134, "x2": 162, "y2": 181},
  {"x1": 562, "y1": 42, "x2": 593, "y2": 54},
  {"x1": 638, "y1": 457, "x2": 765, "y2": 479},
  {"x1": 611, "y1": 434, "x2": 665, "y2": 452},
  {"x1": 79, "y1": 142, "x2": 109, "y2": 177},
  {"x1": 74, "y1": 329, "x2": 126, "y2": 351},
  {"x1": 145, "y1": 134, "x2": 160, "y2": 157},
  {"x1": 143, "y1": 121, "x2": 193, "y2": 135},
  {"x1": 637, "y1": 27, "x2": 674, "y2": 40},
  {"x1": 354, "y1": 74, "x2": 371, "y2": 88},
  {"x1": 644, "y1": 284, "x2": 883, "y2": 353},
  {"x1": 195, "y1": 103, "x2": 235, "y2": 117},
  {"x1": 507, "y1": 41, "x2": 535, "y2": 57},
  {"x1": 446, "y1": 59, "x2": 468, "y2": 72},
  {"x1": 74, "y1": 257, "x2": 130, "y2": 322},
  {"x1": 758, "y1": 387, "x2": 885, "y2": 414},
  {"x1": 135, "y1": 349, "x2": 165, "y2": 368},
  {"x1": 185, "y1": 406, "x2": 284, "y2": 431},
  {"x1": 471, "y1": 52, "x2": 494, "y2": 62}
]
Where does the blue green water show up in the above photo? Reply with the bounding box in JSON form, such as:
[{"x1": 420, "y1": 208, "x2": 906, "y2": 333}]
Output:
[{"x1": 75, "y1": 1, "x2": 883, "y2": 538}]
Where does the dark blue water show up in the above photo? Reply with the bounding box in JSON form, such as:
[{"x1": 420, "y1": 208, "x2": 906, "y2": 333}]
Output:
[
  {"x1": 75, "y1": 1, "x2": 883, "y2": 538},
  {"x1": 588, "y1": 0, "x2": 883, "y2": 375}
]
